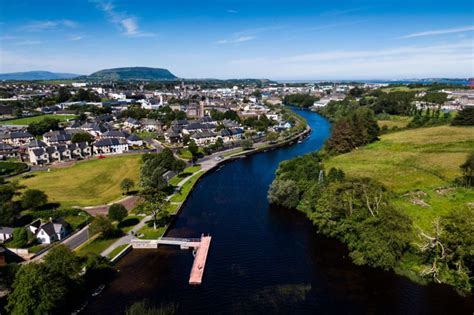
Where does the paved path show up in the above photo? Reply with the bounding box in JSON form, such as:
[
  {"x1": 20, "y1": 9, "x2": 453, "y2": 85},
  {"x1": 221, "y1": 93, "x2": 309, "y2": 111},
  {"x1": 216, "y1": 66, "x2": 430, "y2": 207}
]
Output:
[
  {"x1": 82, "y1": 195, "x2": 142, "y2": 216},
  {"x1": 100, "y1": 215, "x2": 151, "y2": 257}
]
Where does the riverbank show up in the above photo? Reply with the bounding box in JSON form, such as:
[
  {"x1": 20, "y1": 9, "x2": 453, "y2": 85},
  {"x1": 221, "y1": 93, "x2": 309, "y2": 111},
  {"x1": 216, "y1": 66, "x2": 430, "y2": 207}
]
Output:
[
  {"x1": 270, "y1": 123, "x2": 474, "y2": 295},
  {"x1": 101, "y1": 110, "x2": 312, "y2": 261}
]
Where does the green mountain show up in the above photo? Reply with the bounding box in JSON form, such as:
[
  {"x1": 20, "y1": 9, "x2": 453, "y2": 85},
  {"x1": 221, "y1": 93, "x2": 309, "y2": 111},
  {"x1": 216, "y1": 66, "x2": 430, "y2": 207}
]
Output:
[{"x1": 87, "y1": 67, "x2": 177, "y2": 81}]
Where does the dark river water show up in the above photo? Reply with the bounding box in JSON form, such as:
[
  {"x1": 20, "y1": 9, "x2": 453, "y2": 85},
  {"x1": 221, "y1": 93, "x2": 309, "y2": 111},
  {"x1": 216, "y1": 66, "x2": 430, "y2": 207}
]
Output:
[{"x1": 87, "y1": 109, "x2": 474, "y2": 314}]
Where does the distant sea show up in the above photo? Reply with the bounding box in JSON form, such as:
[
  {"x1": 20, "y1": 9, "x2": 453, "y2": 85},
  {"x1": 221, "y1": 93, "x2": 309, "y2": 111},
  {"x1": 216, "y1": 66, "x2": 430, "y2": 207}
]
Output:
[{"x1": 276, "y1": 78, "x2": 470, "y2": 85}]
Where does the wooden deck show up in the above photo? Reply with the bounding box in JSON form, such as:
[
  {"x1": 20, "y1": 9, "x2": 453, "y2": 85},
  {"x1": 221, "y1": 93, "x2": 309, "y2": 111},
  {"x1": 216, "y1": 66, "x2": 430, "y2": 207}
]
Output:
[{"x1": 189, "y1": 235, "x2": 212, "y2": 285}]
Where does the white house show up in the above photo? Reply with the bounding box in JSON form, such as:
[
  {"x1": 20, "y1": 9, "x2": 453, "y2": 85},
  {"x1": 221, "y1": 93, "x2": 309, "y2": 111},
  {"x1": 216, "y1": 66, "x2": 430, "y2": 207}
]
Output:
[
  {"x1": 93, "y1": 138, "x2": 129, "y2": 154},
  {"x1": 0, "y1": 227, "x2": 13, "y2": 243},
  {"x1": 29, "y1": 219, "x2": 69, "y2": 244}
]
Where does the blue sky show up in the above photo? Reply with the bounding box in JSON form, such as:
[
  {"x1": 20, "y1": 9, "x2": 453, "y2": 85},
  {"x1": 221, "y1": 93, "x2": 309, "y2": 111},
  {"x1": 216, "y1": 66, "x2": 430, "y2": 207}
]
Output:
[{"x1": 0, "y1": 0, "x2": 473, "y2": 79}]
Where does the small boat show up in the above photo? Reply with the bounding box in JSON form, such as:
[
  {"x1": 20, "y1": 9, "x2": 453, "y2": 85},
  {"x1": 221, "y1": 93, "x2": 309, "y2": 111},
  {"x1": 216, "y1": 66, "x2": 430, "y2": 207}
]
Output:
[
  {"x1": 71, "y1": 301, "x2": 88, "y2": 315},
  {"x1": 92, "y1": 284, "x2": 105, "y2": 297}
]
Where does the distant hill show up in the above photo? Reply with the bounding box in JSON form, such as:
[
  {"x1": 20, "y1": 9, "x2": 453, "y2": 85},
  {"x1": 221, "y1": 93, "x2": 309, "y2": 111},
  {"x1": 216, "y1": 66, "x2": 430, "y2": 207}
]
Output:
[
  {"x1": 87, "y1": 67, "x2": 177, "y2": 81},
  {"x1": 0, "y1": 71, "x2": 81, "y2": 81}
]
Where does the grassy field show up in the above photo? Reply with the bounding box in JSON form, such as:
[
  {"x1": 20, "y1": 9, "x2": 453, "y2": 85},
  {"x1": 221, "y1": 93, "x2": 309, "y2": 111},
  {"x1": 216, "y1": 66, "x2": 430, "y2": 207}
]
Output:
[
  {"x1": 19, "y1": 155, "x2": 141, "y2": 207},
  {"x1": 138, "y1": 224, "x2": 167, "y2": 239},
  {"x1": 380, "y1": 86, "x2": 428, "y2": 93},
  {"x1": 77, "y1": 215, "x2": 140, "y2": 256},
  {"x1": 377, "y1": 115, "x2": 412, "y2": 129},
  {"x1": 168, "y1": 165, "x2": 201, "y2": 186},
  {"x1": 0, "y1": 114, "x2": 77, "y2": 125},
  {"x1": 76, "y1": 235, "x2": 117, "y2": 257},
  {"x1": 325, "y1": 125, "x2": 474, "y2": 231},
  {"x1": 170, "y1": 171, "x2": 205, "y2": 203}
]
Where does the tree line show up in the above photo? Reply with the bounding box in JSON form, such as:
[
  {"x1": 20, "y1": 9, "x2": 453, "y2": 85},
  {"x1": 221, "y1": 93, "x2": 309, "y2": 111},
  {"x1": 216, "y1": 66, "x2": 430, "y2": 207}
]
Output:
[{"x1": 268, "y1": 151, "x2": 474, "y2": 293}]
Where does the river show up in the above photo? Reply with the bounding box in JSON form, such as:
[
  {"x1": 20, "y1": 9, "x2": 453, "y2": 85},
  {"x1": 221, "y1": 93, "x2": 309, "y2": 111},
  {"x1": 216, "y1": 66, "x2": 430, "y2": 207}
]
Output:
[{"x1": 86, "y1": 109, "x2": 474, "y2": 314}]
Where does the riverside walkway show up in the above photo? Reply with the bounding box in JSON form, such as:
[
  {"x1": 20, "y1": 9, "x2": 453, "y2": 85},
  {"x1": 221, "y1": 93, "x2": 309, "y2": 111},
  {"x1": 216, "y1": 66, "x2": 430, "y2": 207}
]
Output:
[{"x1": 131, "y1": 234, "x2": 212, "y2": 285}]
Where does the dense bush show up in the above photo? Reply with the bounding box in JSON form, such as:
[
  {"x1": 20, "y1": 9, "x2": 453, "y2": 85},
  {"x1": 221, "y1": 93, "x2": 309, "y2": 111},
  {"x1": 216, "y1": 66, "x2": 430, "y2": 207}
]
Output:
[
  {"x1": 451, "y1": 107, "x2": 474, "y2": 126},
  {"x1": 0, "y1": 161, "x2": 29, "y2": 176}
]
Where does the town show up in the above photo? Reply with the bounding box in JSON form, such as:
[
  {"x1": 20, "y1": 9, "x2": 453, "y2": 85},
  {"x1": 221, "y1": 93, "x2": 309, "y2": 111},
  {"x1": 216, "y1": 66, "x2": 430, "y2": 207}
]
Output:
[{"x1": 0, "y1": 76, "x2": 473, "y2": 314}]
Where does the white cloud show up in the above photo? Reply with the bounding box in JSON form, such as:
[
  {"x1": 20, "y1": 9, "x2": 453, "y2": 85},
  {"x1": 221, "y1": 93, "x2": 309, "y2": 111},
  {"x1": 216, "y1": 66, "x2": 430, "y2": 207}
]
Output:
[
  {"x1": 91, "y1": 0, "x2": 155, "y2": 37},
  {"x1": 229, "y1": 41, "x2": 474, "y2": 79},
  {"x1": 227, "y1": 9, "x2": 238, "y2": 14},
  {"x1": 401, "y1": 25, "x2": 474, "y2": 38},
  {"x1": 217, "y1": 36, "x2": 256, "y2": 44},
  {"x1": 22, "y1": 20, "x2": 78, "y2": 31},
  {"x1": 68, "y1": 35, "x2": 84, "y2": 41}
]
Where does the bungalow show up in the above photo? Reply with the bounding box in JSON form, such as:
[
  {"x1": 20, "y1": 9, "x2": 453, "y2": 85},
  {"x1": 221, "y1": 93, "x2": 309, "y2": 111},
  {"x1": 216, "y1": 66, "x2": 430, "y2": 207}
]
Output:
[
  {"x1": 164, "y1": 127, "x2": 182, "y2": 143},
  {"x1": 140, "y1": 118, "x2": 163, "y2": 131},
  {"x1": 124, "y1": 117, "x2": 140, "y2": 129},
  {"x1": 182, "y1": 122, "x2": 208, "y2": 135},
  {"x1": 0, "y1": 226, "x2": 13, "y2": 243},
  {"x1": 0, "y1": 143, "x2": 18, "y2": 159},
  {"x1": 127, "y1": 134, "x2": 143, "y2": 146},
  {"x1": 191, "y1": 130, "x2": 218, "y2": 146},
  {"x1": 5, "y1": 131, "x2": 34, "y2": 146},
  {"x1": 80, "y1": 122, "x2": 103, "y2": 137},
  {"x1": 30, "y1": 218, "x2": 69, "y2": 244},
  {"x1": 43, "y1": 130, "x2": 74, "y2": 145},
  {"x1": 274, "y1": 121, "x2": 292, "y2": 132},
  {"x1": 93, "y1": 138, "x2": 129, "y2": 155},
  {"x1": 101, "y1": 130, "x2": 129, "y2": 139},
  {"x1": 219, "y1": 128, "x2": 244, "y2": 143}
]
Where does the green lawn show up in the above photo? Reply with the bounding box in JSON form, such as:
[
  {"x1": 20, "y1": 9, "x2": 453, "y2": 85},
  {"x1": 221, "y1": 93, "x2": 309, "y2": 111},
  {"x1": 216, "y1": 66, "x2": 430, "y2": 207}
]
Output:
[
  {"x1": 380, "y1": 86, "x2": 428, "y2": 93},
  {"x1": 137, "y1": 224, "x2": 166, "y2": 239},
  {"x1": 19, "y1": 155, "x2": 141, "y2": 208},
  {"x1": 76, "y1": 235, "x2": 118, "y2": 257},
  {"x1": 0, "y1": 114, "x2": 77, "y2": 125},
  {"x1": 168, "y1": 165, "x2": 201, "y2": 186},
  {"x1": 107, "y1": 244, "x2": 130, "y2": 259},
  {"x1": 170, "y1": 171, "x2": 205, "y2": 203},
  {"x1": 325, "y1": 125, "x2": 474, "y2": 231},
  {"x1": 177, "y1": 148, "x2": 204, "y2": 160},
  {"x1": 377, "y1": 115, "x2": 412, "y2": 129},
  {"x1": 76, "y1": 215, "x2": 140, "y2": 256},
  {"x1": 116, "y1": 216, "x2": 141, "y2": 233}
]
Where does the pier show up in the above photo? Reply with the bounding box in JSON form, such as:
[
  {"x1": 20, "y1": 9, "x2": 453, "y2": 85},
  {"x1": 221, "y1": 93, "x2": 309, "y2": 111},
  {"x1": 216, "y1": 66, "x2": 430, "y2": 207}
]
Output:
[{"x1": 131, "y1": 234, "x2": 212, "y2": 285}]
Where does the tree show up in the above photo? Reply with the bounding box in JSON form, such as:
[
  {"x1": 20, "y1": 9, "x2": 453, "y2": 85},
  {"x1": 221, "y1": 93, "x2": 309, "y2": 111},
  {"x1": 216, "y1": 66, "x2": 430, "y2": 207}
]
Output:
[
  {"x1": 7, "y1": 263, "x2": 68, "y2": 315},
  {"x1": 241, "y1": 139, "x2": 253, "y2": 150},
  {"x1": 71, "y1": 132, "x2": 95, "y2": 144},
  {"x1": 459, "y1": 152, "x2": 474, "y2": 187},
  {"x1": 215, "y1": 137, "x2": 224, "y2": 148},
  {"x1": 267, "y1": 179, "x2": 300, "y2": 209},
  {"x1": 89, "y1": 215, "x2": 117, "y2": 238},
  {"x1": 188, "y1": 139, "x2": 199, "y2": 156},
  {"x1": 452, "y1": 107, "x2": 474, "y2": 126},
  {"x1": 56, "y1": 87, "x2": 71, "y2": 103},
  {"x1": 120, "y1": 178, "x2": 135, "y2": 195},
  {"x1": 265, "y1": 131, "x2": 279, "y2": 143},
  {"x1": 21, "y1": 189, "x2": 47, "y2": 210},
  {"x1": 11, "y1": 227, "x2": 33, "y2": 248},
  {"x1": 27, "y1": 118, "x2": 60, "y2": 136},
  {"x1": 43, "y1": 244, "x2": 82, "y2": 279},
  {"x1": 108, "y1": 203, "x2": 128, "y2": 222}
]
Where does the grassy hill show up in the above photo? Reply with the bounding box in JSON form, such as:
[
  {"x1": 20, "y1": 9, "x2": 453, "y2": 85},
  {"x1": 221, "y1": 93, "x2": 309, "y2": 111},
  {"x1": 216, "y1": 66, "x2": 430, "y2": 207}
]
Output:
[
  {"x1": 0, "y1": 114, "x2": 77, "y2": 125},
  {"x1": 324, "y1": 125, "x2": 474, "y2": 231},
  {"x1": 0, "y1": 71, "x2": 80, "y2": 80},
  {"x1": 88, "y1": 67, "x2": 177, "y2": 81},
  {"x1": 19, "y1": 155, "x2": 141, "y2": 208}
]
